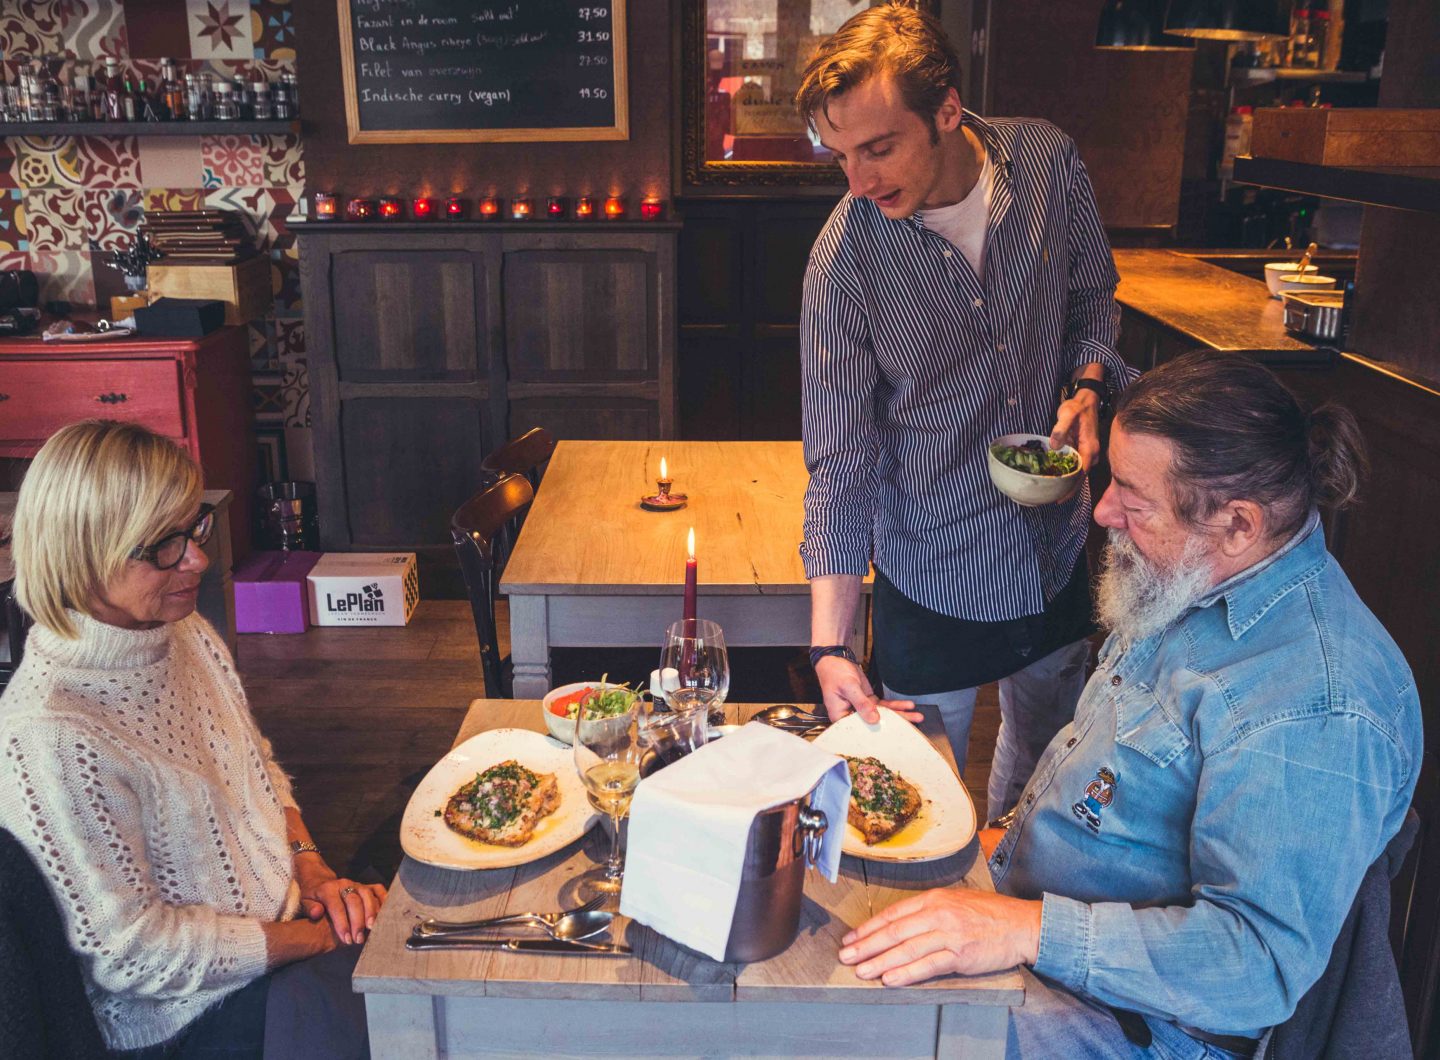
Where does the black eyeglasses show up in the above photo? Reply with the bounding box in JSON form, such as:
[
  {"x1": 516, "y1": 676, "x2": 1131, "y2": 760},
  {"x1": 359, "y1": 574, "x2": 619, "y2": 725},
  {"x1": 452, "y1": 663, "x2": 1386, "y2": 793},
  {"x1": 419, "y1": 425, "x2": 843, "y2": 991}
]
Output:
[{"x1": 130, "y1": 504, "x2": 216, "y2": 570}]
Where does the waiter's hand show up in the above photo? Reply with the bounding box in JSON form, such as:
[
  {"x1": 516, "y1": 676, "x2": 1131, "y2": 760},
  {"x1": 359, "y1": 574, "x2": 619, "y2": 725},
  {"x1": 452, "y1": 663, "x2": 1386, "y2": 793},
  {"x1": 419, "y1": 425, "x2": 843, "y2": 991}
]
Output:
[
  {"x1": 815, "y1": 656, "x2": 921, "y2": 725},
  {"x1": 1050, "y1": 386, "x2": 1103, "y2": 473}
]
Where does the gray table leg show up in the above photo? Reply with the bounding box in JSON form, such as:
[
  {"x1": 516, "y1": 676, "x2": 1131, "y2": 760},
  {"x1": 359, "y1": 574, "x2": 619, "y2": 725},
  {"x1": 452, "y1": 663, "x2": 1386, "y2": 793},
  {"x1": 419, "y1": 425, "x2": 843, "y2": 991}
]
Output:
[
  {"x1": 508, "y1": 594, "x2": 552, "y2": 698},
  {"x1": 365, "y1": 995, "x2": 439, "y2": 1060},
  {"x1": 938, "y1": 1002, "x2": 1011, "y2": 1059}
]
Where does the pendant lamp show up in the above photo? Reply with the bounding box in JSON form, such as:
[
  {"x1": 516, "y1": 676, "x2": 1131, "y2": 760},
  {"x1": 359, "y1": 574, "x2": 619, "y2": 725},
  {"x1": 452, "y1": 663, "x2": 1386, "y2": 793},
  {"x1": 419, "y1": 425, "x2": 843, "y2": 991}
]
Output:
[
  {"x1": 1095, "y1": 0, "x2": 1193, "y2": 50},
  {"x1": 1164, "y1": 0, "x2": 1288, "y2": 41}
]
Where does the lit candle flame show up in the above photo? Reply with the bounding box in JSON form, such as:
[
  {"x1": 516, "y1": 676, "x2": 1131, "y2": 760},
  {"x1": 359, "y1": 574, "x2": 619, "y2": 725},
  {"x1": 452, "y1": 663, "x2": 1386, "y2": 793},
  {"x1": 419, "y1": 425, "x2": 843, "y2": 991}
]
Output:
[
  {"x1": 660, "y1": 457, "x2": 668, "y2": 479},
  {"x1": 687, "y1": 527, "x2": 695, "y2": 560}
]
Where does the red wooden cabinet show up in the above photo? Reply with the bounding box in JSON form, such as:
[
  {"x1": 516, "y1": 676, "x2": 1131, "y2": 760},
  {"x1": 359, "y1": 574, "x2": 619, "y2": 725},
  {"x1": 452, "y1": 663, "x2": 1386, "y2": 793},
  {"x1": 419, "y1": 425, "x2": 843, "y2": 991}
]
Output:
[{"x1": 0, "y1": 327, "x2": 257, "y2": 558}]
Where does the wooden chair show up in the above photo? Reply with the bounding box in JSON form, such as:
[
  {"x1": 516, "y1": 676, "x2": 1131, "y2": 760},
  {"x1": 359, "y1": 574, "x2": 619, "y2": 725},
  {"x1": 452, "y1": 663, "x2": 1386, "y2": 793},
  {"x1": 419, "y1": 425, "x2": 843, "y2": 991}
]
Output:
[
  {"x1": 1393, "y1": 752, "x2": 1440, "y2": 1058},
  {"x1": 480, "y1": 428, "x2": 556, "y2": 572},
  {"x1": 451, "y1": 474, "x2": 535, "y2": 698},
  {"x1": 0, "y1": 585, "x2": 30, "y2": 695},
  {"x1": 481, "y1": 427, "x2": 556, "y2": 490}
]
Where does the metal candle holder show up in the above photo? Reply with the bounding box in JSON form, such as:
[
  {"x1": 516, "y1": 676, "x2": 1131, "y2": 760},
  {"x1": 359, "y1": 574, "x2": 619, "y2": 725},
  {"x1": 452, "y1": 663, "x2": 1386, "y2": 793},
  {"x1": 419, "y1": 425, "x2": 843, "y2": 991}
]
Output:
[{"x1": 641, "y1": 474, "x2": 688, "y2": 512}]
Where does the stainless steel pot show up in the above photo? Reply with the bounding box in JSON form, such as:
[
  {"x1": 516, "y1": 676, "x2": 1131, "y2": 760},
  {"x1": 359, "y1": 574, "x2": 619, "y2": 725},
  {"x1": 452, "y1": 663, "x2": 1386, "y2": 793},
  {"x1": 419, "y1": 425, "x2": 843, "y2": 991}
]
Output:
[
  {"x1": 1282, "y1": 290, "x2": 1345, "y2": 343},
  {"x1": 723, "y1": 794, "x2": 828, "y2": 962}
]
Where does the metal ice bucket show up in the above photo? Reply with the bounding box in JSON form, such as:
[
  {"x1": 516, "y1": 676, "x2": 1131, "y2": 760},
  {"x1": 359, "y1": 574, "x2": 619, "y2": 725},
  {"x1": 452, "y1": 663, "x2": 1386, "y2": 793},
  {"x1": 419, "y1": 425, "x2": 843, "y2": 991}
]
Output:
[{"x1": 723, "y1": 792, "x2": 828, "y2": 963}]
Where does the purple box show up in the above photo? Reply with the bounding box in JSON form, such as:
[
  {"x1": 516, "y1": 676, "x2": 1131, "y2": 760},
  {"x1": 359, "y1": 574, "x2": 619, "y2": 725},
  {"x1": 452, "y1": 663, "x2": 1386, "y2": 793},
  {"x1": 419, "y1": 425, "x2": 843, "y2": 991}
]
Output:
[{"x1": 234, "y1": 551, "x2": 322, "y2": 634}]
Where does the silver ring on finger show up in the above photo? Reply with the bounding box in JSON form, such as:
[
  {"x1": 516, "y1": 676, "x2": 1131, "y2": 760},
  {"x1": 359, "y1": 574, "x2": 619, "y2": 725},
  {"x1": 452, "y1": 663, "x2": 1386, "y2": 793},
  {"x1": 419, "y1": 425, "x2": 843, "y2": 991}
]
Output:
[{"x1": 340, "y1": 885, "x2": 358, "y2": 897}]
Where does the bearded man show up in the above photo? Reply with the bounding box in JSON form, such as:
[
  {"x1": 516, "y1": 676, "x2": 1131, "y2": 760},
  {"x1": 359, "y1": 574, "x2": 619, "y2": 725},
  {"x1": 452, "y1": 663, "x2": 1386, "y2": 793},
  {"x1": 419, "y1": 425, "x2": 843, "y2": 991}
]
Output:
[{"x1": 838, "y1": 351, "x2": 1422, "y2": 1057}]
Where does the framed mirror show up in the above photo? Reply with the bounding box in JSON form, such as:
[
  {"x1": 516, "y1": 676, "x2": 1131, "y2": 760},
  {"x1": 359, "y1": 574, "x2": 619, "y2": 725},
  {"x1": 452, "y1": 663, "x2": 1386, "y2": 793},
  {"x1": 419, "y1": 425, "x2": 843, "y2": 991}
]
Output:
[{"x1": 680, "y1": 0, "x2": 897, "y2": 193}]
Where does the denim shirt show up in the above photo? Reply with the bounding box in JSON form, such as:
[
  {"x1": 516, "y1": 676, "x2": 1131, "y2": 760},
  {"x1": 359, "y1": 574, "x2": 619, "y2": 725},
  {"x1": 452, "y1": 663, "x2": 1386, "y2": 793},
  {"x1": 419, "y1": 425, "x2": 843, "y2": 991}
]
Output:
[{"x1": 990, "y1": 513, "x2": 1422, "y2": 1037}]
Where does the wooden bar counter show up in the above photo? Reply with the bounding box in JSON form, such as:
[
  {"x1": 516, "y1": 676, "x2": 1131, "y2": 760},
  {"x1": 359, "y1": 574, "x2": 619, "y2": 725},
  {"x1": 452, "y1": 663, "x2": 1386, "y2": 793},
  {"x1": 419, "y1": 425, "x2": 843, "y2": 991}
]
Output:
[{"x1": 1111, "y1": 248, "x2": 1326, "y2": 367}]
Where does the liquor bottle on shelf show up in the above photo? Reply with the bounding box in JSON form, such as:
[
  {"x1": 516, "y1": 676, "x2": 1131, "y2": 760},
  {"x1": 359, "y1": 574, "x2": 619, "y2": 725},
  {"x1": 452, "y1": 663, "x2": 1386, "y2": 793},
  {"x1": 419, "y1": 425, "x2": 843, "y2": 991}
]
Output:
[
  {"x1": 139, "y1": 80, "x2": 163, "y2": 121},
  {"x1": 212, "y1": 79, "x2": 239, "y2": 121},
  {"x1": 282, "y1": 71, "x2": 299, "y2": 117},
  {"x1": 161, "y1": 59, "x2": 184, "y2": 119},
  {"x1": 1289, "y1": 8, "x2": 1315, "y2": 68},
  {"x1": 121, "y1": 78, "x2": 139, "y2": 121},
  {"x1": 88, "y1": 63, "x2": 104, "y2": 119},
  {"x1": 102, "y1": 57, "x2": 124, "y2": 120},
  {"x1": 41, "y1": 66, "x2": 63, "y2": 121},
  {"x1": 70, "y1": 65, "x2": 93, "y2": 122},
  {"x1": 1307, "y1": 9, "x2": 1330, "y2": 70},
  {"x1": 232, "y1": 76, "x2": 251, "y2": 120},
  {"x1": 251, "y1": 78, "x2": 272, "y2": 120}
]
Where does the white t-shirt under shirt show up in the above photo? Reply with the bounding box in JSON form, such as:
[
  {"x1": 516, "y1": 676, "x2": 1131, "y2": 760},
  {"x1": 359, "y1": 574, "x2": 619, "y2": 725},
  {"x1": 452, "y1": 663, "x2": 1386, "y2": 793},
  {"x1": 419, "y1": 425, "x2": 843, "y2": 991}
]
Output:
[{"x1": 918, "y1": 151, "x2": 994, "y2": 279}]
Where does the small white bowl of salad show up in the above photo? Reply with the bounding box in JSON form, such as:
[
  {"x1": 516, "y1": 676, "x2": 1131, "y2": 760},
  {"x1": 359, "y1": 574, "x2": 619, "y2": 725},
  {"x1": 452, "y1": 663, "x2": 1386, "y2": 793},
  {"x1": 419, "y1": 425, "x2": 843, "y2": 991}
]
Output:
[
  {"x1": 987, "y1": 433, "x2": 1083, "y2": 507},
  {"x1": 541, "y1": 679, "x2": 642, "y2": 745}
]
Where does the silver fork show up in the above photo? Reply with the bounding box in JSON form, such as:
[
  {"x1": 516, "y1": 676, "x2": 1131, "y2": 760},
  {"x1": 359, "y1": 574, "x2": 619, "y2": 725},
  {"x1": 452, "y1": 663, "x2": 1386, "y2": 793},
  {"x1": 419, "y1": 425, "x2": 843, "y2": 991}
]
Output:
[{"x1": 413, "y1": 892, "x2": 606, "y2": 936}]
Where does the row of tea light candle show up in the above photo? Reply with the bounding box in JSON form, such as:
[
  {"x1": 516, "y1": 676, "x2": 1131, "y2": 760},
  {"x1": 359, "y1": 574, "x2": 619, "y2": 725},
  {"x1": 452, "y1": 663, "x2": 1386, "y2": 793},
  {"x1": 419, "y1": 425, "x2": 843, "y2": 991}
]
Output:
[{"x1": 313, "y1": 191, "x2": 664, "y2": 222}]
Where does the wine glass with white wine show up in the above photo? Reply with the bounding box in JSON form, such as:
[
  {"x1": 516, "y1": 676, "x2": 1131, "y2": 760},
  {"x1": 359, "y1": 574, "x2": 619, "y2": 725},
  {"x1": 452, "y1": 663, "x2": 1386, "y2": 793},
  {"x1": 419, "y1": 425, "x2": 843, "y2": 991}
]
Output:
[{"x1": 573, "y1": 698, "x2": 645, "y2": 896}]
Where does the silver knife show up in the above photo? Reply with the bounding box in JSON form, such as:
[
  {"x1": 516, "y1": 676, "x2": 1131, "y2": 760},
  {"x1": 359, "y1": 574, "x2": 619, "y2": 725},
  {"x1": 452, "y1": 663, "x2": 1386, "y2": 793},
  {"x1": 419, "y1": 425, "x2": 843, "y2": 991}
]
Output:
[{"x1": 405, "y1": 935, "x2": 632, "y2": 956}]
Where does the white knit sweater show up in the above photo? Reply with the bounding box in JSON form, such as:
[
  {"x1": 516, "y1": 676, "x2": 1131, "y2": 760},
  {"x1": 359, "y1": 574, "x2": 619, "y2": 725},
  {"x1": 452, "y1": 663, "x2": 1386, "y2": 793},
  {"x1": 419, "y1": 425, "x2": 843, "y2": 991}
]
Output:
[{"x1": 0, "y1": 611, "x2": 302, "y2": 1051}]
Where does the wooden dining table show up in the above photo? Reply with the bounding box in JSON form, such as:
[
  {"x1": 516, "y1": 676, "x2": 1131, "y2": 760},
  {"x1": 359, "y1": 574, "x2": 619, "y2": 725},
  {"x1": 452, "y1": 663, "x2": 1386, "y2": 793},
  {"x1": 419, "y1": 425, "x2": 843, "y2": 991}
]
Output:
[
  {"x1": 499, "y1": 440, "x2": 867, "y2": 699},
  {"x1": 352, "y1": 699, "x2": 1024, "y2": 1059}
]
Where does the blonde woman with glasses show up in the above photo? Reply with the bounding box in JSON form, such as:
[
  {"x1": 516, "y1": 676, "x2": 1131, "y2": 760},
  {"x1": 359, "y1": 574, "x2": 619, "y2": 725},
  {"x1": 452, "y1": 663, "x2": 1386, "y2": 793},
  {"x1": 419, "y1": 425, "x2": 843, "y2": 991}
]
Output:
[{"x1": 0, "y1": 420, "x2": 382, "y2": 1059}]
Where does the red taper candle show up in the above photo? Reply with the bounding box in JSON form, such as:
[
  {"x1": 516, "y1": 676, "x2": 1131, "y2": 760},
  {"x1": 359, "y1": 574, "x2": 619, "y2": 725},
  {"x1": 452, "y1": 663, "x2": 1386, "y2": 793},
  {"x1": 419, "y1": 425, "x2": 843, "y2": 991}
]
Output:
[{"x1": 683, "y1": 526, "x2": 697, "y2": 634}]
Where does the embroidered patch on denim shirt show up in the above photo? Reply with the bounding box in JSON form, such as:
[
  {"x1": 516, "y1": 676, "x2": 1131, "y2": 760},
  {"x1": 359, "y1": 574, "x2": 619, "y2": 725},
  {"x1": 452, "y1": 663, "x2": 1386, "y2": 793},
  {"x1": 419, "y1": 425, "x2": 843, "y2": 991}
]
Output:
[{"x1": 1071, "y1": 766, "x2": 1116, "y2": 834}]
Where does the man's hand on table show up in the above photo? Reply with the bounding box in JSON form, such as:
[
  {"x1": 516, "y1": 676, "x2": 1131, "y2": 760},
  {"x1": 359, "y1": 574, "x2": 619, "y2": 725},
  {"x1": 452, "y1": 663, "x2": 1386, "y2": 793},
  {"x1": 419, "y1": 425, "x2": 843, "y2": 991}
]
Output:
[
  {"x1": 839, "y1": 888, "x2": 1041, "y2": 986},
  {"x1": 815, "y1": 656, "x2": 921, "y2": 725},
  {"x1": 1050, "y1": 385, "x2": 1103, "y2": 473}
]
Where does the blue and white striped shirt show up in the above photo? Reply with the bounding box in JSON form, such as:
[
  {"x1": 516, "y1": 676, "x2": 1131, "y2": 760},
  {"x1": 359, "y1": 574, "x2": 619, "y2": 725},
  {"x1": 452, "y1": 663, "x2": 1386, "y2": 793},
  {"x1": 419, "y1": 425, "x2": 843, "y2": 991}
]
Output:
[{"x1": 800, "y1": 113, "x2": 1135, "y2": 623}]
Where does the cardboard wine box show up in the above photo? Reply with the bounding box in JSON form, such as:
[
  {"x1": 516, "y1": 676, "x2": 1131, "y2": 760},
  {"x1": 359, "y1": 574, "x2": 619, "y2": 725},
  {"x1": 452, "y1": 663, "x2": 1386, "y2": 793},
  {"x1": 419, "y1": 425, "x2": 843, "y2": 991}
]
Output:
[{"x1": 307, "y1": 552, "x2": 420, "y2": 627}]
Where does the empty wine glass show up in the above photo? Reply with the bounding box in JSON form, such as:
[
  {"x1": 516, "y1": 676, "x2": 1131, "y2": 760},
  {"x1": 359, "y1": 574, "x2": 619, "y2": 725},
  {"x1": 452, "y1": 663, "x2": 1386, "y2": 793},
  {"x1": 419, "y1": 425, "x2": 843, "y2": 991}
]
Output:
[
  {"x1": 573, "y1": 698, "x2": 644, "y2": 896},
  {"x1": 659, "y1": 619, "x2": 730, "y2": 729}
]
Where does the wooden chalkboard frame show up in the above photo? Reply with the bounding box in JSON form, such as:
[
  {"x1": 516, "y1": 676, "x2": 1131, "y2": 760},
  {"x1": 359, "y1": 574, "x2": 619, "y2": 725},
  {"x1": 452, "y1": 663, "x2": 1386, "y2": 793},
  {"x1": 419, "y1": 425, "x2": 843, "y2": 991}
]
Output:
[{"x1": 336, "y1": 0, "x2": 630, "y2": 144}]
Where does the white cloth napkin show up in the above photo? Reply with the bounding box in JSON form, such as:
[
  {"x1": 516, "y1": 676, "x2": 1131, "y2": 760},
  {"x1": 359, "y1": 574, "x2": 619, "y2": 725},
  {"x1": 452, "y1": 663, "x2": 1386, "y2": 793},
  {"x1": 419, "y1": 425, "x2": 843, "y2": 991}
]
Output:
[{"x1": 619, "y1": 721, "x2": 850, "y2": 960}]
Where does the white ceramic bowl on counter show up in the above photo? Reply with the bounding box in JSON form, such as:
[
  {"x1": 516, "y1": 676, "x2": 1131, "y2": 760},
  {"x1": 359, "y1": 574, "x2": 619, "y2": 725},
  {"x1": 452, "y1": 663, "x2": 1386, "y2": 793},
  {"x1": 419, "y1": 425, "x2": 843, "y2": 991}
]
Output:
[{"x1": 1265, "y1": 263, "x2": 1334, "y2": 299}]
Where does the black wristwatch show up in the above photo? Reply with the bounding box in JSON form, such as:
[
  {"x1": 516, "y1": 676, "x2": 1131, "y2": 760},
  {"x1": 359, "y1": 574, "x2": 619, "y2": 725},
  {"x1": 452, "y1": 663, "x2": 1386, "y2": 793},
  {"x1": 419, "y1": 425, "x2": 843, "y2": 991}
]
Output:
[
  {"x1": 1061, "y1": 377, "x2": 1109, "y2": 411},
  {"x1": 809, "y1": 644, "x2": 858, "y2": 669}
]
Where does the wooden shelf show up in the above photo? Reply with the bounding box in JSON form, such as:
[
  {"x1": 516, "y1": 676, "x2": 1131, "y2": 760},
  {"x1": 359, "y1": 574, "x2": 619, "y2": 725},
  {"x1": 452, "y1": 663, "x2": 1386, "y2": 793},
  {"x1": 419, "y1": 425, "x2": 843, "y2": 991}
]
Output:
[
  {"x1": 1232, "y1": 67, "x2": 1371, "y2": 85},
  {"x1": 0, "y1": 120, "x2": 299, "y2": 137},
  {"x1": 1233, "y1": 155, "x2": 1440, "y2": 213}
]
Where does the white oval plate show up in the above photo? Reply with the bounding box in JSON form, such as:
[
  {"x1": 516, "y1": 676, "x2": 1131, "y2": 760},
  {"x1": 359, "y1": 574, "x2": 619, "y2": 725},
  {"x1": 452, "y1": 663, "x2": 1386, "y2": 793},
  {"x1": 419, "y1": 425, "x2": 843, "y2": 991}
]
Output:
[
  {"x1": 400, "y1": 728, "x2": 599, "y2": 871},
  {"x1": 812, "y1": 708, "x2": 976, "y2": 862}
]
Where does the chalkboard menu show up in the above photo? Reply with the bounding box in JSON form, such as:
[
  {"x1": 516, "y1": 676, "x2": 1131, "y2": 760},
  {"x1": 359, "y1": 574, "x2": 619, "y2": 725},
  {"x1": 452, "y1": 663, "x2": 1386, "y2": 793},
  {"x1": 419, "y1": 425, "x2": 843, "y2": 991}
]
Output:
[{"x1": 337, "y1": 0, "x2": 628, "y2": 143}]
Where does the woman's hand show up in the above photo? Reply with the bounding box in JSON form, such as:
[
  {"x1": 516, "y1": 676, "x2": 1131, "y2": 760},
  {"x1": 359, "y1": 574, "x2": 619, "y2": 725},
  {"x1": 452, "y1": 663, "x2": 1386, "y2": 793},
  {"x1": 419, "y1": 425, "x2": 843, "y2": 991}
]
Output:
[{"x1": 300, "y1": 875, "x2": 388, "y2": 946}]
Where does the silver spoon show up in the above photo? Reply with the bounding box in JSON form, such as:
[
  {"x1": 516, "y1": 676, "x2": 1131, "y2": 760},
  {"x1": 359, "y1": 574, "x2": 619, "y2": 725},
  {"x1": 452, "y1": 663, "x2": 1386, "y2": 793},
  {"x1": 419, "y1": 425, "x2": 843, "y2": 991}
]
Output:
[
  {"x1": 752, "y1": 704, "x2": 828, "y2": 728},
  {"x1": 414, "y1": 908, "x2": 613, "y2": 942}
]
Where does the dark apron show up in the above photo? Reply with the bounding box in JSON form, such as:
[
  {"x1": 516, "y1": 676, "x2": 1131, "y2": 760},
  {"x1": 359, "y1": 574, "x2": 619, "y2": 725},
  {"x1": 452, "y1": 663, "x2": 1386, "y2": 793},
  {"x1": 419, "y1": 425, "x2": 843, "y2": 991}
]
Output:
[{"x1": 872, "y1": 555, "x2": 1095, "y2": 695}]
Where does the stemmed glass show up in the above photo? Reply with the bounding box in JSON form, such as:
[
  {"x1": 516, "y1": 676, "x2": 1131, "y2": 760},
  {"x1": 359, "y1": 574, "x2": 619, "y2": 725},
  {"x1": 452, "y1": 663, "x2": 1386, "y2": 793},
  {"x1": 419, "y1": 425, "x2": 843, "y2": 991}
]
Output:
[
  {"x1": 659, "y1": 619, "x2": 731, "y2": 729},
  {"x1": 573, "y1": 698, "x2": 645, "y2": 896}
]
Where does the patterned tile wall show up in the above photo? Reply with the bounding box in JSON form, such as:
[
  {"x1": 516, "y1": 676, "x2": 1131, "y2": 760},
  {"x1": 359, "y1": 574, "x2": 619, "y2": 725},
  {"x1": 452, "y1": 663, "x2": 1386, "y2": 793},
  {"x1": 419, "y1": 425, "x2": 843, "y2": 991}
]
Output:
[{"x1": 1, "y1": 0, "x2": 309, "y2": 481}]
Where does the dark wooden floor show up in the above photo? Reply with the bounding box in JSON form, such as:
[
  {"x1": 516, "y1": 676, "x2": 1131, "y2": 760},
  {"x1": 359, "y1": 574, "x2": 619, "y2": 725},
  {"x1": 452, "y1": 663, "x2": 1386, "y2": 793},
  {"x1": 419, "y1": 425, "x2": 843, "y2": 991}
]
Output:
[{"x1": 238, "y1": 600, "x2": 1001, "y2": 879}]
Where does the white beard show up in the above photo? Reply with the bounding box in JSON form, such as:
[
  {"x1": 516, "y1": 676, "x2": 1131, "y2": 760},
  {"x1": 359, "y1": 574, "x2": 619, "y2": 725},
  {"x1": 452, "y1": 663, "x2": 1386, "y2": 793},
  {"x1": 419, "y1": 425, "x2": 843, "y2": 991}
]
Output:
[{"x1": 1096, "y1": 529, "x2": 1216, "y2": 646}]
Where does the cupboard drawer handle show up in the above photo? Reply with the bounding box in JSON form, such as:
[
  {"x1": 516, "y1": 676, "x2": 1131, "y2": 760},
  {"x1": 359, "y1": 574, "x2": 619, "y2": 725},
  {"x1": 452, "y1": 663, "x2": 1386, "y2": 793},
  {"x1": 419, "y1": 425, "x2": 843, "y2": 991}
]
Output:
[
  {"x1": 0, "y1": 393, "x2": 9, "y2": 401},
  {"x1": 97, "y1": 392, "x2": 128, "y2": 404}
]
